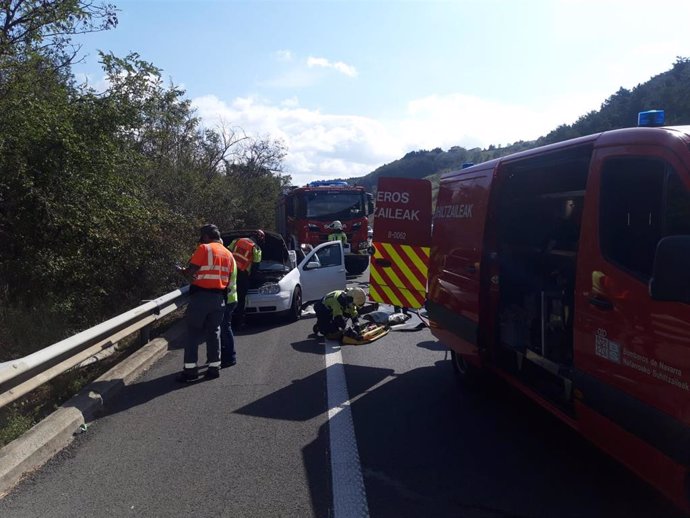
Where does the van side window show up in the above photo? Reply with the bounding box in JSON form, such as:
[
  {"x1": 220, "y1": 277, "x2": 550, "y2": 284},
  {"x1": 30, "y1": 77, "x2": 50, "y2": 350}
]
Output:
[
  {"x1": 600, "y1": 157, "x2": 690, "y2": 280},
  {"x1": 665, "y1": 172, "x2": 690, "y2": 236}
]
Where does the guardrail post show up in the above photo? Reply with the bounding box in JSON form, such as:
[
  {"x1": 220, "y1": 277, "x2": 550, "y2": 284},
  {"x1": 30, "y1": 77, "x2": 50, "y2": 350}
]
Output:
[
  {"x1": 139, "y1": 325, "x2": 151, "y2": 347},
  {"x1": 138, "y1": 299, "x2": 160, "y2": 346}
]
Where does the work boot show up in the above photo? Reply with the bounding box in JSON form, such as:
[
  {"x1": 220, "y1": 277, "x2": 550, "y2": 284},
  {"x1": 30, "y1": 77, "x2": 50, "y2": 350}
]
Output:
[
  {"x1": 220, "y1": 359, "x2": 236, "y2": 368},
  {"x1": 177, "y1": 367, "x2": 199, "y2": 383},
  {"x1": 204, "y1": 367, "x2": 220, "y2": 380},
  {"x1": 205, "y1": 366, "x2": 220, "y2": 379}
]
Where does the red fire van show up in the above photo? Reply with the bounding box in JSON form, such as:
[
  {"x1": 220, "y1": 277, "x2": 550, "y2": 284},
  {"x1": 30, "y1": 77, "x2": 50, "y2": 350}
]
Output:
[{"x1": 427, "y1": 113, "x2": 690, "y2": 511}]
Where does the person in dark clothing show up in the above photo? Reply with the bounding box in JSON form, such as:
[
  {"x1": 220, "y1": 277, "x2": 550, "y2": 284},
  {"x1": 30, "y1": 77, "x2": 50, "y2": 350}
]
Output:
[{"x1": 176, "y1": 224, "x2": 233, "y2": 382}]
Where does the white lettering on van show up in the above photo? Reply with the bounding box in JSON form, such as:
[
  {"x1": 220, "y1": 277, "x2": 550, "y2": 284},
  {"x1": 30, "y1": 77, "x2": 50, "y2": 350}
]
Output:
[
  {"x1": 376, "y1": 191, "x2": 410, "y2": 204},
  {"x1": 374, "y1": 207, "x2": 420, "y2": 221},
  {"x1": 596, "y1": 329, "x2": 689, "y2": 391},
  {"x1": 433, "y1": 204, "x2": 473, "y2": 219}
]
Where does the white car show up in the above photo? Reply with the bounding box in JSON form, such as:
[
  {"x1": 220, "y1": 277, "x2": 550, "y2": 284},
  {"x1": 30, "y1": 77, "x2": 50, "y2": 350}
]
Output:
[{"x1": 222, "y1": 230, "x2": 346, "y2": 321}]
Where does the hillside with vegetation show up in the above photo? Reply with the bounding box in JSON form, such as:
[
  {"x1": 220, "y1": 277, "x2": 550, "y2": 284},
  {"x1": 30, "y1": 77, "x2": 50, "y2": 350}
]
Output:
[{"x1": 352, "y1": 57, "x2": 690, "y2": 196}]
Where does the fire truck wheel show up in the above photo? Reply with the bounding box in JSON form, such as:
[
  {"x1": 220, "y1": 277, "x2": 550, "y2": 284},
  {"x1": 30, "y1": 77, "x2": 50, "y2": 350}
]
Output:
[
  {"x1": 345, "y1": 256, "x2": 369, "y2": 276},
  {"x1": 288, "y1": 286, "x2": 302, "y2": 322},
  {"x1": 451, "y1": 350, "x2": 479, "y2": 386}
]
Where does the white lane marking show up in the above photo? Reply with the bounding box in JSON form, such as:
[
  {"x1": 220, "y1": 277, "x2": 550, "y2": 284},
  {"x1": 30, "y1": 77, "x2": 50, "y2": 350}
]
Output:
[{"x1": 325, "y1": 338, "x2": 370, "y2": 518}]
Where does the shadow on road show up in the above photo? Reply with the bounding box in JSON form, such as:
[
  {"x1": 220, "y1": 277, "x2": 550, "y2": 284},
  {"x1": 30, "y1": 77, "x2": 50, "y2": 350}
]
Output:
[
  {"x1": 94, "y1": 371, "x2": 215, "y2": 418},
  {"x1": 234, "y1": 364, "x2": 394, "y2": 423},
  {"x1": 415, "y1": 340, "x2": 448, "y2": 352},
  {"x1": 233, "y1": 362, "x2": 393, "y2": 516},
  {"x1": 291, "y1": 338, "x2": 326, "y2": 355},
  {"x1": 327, "y1": 359, "x2": 683, "y2": 518}
]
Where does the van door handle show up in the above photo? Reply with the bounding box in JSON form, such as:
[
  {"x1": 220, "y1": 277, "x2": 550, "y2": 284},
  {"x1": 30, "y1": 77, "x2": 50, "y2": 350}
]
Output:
[
  {"x1": 374, "y1": 259, "x2": 392, "y2": 268},
  {"x1": 588, "y1": 296, "x2": 613, "y2": 310}
]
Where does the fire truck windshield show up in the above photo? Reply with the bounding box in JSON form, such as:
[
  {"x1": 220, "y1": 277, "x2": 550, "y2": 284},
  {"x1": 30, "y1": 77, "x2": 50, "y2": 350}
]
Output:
[{"x1": 299, "y1": 192, "x2": 365, "y2": 221}]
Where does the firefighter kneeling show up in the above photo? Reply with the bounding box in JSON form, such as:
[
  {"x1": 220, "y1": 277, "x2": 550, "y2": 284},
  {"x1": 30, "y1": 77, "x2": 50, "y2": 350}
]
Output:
[{"x1": 313, "y1": 288, "x2": 366, "y2": 340}]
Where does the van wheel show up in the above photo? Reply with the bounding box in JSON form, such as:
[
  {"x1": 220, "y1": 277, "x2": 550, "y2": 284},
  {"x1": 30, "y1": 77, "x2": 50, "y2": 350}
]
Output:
[
  {"x1": 289, "y1": 286, "x2": 302, "y2": 322},
  {"x1": 451, "y1": 350, "x2": 479, "y2": 386}
]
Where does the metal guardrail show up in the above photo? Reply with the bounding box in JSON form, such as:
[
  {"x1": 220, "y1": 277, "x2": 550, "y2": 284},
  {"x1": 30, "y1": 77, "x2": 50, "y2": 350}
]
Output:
[{"x1": 0, "y1": 286, "x2": 190, "y2": 410}]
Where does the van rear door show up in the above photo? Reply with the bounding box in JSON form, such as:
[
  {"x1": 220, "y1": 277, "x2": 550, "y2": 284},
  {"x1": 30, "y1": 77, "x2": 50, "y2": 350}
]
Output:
[
  {"x1": 428, "y1": 165, "x2": 496, "y2": 353},
  {"x1": 371, "y1": 177, "x2": 432, "y2": 309}
]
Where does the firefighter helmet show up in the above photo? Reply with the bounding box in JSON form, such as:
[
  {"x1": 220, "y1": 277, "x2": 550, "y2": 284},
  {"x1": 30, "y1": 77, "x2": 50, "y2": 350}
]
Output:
[{"x1": 346, "y1": 287, "x2": 366, "y2": 306}]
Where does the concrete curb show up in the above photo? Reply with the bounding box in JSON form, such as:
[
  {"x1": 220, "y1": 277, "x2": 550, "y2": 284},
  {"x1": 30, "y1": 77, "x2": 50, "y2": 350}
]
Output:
[{"x1": 0, "y1": 321, "x2": 185, "y2": 498}]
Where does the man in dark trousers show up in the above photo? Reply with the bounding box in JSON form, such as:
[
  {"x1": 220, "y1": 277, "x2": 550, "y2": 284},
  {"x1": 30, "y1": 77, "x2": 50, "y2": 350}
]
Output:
[{"x1": 176, "y1": 224, "x2": 233, "y2": 382}]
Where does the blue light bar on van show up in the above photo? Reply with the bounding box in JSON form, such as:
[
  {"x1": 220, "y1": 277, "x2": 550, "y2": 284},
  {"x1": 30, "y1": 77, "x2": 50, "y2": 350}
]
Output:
[{"x1": 638, "y1": 110, "x2": 665, "y2": 127}]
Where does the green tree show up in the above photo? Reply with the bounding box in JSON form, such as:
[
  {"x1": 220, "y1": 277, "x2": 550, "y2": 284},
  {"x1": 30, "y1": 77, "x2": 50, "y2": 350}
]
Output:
[
  {"x1": 0, "y1": 6, "x2": 289, "y2": 358},
  {"x1": 0, "y1": 0, "x2": 117, "y2": 75}
]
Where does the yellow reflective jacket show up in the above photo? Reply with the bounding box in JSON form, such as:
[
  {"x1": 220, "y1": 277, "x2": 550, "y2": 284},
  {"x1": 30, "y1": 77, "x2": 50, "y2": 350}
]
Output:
[{"x1": 322, "y1": 290, "x2": 358, "y2": 319}]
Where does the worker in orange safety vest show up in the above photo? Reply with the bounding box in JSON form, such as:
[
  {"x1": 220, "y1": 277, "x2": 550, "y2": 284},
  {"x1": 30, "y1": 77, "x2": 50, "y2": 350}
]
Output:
[
  {"x1": 228, "y1": 230, "x2": 264, "y2": 328},
  {"x1": 176, "y1": 224, "x2": 233, "y2": 382}
]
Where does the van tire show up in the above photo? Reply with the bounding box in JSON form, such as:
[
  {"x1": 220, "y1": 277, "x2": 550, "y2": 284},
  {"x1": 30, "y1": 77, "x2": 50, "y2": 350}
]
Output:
[{"x1": 451, "y1": 350, "x2": 480, "y2": 386}]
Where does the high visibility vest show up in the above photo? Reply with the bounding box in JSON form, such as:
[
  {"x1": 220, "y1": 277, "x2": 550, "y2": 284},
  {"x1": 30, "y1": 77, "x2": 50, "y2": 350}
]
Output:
[
  {"x1": 191, "y1": 242, "x2": 233, "y2": 290},
  {"x1": 232, "y1": 238, "x2": 256, "y2": 271},
  {"x1": 227, "y1": 254, "x2": 238, "y2": 303},
  {"x1": 323, "y1": 290, "x2": 357, "y2": 319},
  {"x1": 328, "y1": 231, "x2": 347, "y2": 244}
]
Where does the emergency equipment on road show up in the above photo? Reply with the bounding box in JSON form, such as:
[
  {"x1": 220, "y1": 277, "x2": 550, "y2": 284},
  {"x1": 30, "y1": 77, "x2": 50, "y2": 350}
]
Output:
[{"x1": 341, "y1": 323, "x2": 390, "y2": 345}]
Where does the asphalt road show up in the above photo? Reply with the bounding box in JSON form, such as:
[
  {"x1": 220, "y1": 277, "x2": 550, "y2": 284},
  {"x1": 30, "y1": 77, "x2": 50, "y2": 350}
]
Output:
[{"x1": 0, "y1": 272, "x2": 681, "y2": 518}]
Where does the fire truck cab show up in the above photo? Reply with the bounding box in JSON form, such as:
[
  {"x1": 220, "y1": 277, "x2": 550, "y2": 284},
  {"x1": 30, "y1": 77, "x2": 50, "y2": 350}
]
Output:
[
  {"x1": 428, "y1": 112, "x2": 690, "y2": 512},
  {"x1": 276, "y1": 180, "x2": 374, "y2": 275}
]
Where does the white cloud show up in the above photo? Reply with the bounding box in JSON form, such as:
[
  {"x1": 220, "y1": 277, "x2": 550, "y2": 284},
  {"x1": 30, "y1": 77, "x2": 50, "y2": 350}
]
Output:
[
  {"x1": 191, "y1": 89, "x2": 605, "y2": 185},
  {"x1": 75, "y1": 72, "x2": 111, "y2": 92},
  {"x1": 396, "y1": 92, "x2": 602, "y2": 150},
  {"x1": 192, "y1": 94, "x2": 400, "y2": 185},
  {"x1": 258, "y1": 68, "x2": 318, "y2": 89},
  {"x1": 307, "y1": 56, "x2": 358, "y2": 78},
  {"x1": 280, "y1": 97, "x2": 300, "y2": 108},
  {"x1": 275, "y1": 49, "x2": 293, "y2": 62}
]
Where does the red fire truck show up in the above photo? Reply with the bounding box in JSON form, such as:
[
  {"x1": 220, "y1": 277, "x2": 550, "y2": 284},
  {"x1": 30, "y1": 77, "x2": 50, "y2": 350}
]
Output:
[
  {"x1": 276, "y1": 180, "x2": 374, "y2": 275},
  {"x1": 427, "y1": 110, "x2": 690, "y2": 512}
]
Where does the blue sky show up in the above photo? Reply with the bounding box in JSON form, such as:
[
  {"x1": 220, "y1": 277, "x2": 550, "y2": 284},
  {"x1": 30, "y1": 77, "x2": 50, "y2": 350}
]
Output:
[{"x1": 73, "y1": 0, "x2": 690, "y2": 185}]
